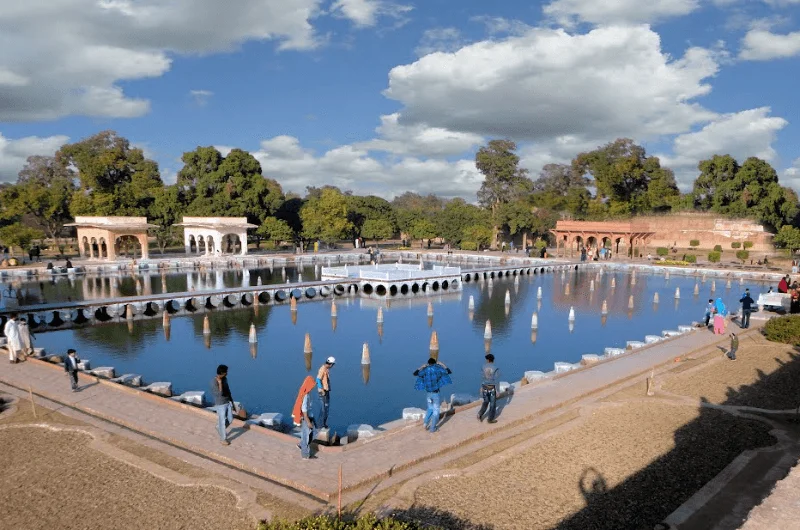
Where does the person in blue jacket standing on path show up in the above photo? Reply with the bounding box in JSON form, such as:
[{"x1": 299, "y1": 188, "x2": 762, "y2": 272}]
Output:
[{"x1": 413, "y1": 358, "x2": 453, "y2": 433}]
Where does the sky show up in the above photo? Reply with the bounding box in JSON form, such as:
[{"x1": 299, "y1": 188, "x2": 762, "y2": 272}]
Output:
[{"x1": 1, "y1": 0, "x2": 800, "y2": 201}]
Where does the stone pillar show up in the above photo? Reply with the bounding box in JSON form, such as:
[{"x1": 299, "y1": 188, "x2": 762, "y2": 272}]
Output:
[
  {"x1": 240, "y1": 230, "x2": 247, "y2": 255},
  {"x1": 184, "y1": 233, "x2": 191, "y2": 255},
  {"x1": 139, "y1": 234, "x2": 149, "y2": 260}
]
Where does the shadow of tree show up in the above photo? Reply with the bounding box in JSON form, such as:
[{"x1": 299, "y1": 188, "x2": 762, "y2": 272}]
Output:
[{"x1": 390, "y1": 506, "x2": 494, "y2": 530}]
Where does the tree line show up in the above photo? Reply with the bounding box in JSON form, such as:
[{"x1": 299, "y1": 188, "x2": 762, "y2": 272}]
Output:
[{"x1": 0, "y1": 130, "x2": 797, "y2": 256}]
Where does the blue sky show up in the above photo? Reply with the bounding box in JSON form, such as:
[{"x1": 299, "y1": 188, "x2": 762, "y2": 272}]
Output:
[{"x1": 1, "y1": 0, "x2": 799, "y2": 199}]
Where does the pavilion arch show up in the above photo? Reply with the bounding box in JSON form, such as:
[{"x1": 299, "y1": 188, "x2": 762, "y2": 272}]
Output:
[{"x1": 115, "y1": 234, "x2": 147, "y2": 259}]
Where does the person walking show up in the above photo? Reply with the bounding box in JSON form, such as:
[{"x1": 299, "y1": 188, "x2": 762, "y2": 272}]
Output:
[
  {"x1": 413, "y1": 358, "x2": 453, "y2": 433},
  {"x1": 727, "y1": 333, "x2": 739, "y2": 361},
  {"x1": 4, "y1": 313, "x2": 21, "y2": 364},
  {"x1": 210, "y1": 364, "x2": 235, "y2": 445},
  {"x1": 316, "y1": 357, "x2": 335, "y2": 429},
  {"x1": 478, "y1": 354, "x2": 499, "y2": 423},
  {"x1": 18, "y1": 317, "x2": 33, "y2": 359},
  {"x1": 64, "y1": 349, "x2": 80, "y2": 391},
  {"x1": 740, "y1": 289, "x2": 755, "y2": 329},
  {"x1": 704, "y1": 299, "x2": 714, "y2": 328},
  {"x1": 292, "y1": 376, "x2": 318, "y2": 459}
]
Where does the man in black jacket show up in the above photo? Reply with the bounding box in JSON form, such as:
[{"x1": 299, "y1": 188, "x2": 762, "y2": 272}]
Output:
[
  {"x1": 211, "y1": 365, "x2": 235, "y2": 445},
  {"x1": 740, "y1": 289, "x2": 755, "y2": 329},
  {"x1": 64, "y1": 349, "x2": 80, "y2": 391}
]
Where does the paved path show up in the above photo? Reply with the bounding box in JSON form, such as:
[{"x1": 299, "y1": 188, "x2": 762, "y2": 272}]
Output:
[{"x1": 0, "y1": 326, "x2": 735, "y2": 502}]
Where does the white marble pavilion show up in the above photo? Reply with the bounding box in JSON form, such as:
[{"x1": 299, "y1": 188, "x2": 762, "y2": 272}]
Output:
[{"x1": 175, "y1": 217, "x2": 257, "y2": 256}]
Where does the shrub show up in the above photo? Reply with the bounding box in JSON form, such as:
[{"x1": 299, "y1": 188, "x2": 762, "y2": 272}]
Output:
[
  {"x1": 736, "y1": 250, "x2": 749, "y2": 263},
  {"x1": 708, "y1": 251, "x2": 721, "y2": 263},
  {"x1": 743, "y1": 241, "x2": 754, "y2": 250},
  {"x1": 460, "y1": 241, "x2": 478, "y2": 251},
  {"x1": 257, "y1": 514, "x2": 433, "y2": 530},
  {"x1": 534, "y1": 239, "x2": 547, "y2": 250},
  {"x1": 731, "y1": 242, "x2": 741, "y2": 249},
  {"x1": 656, "y1": 247, "x2": 669, "y2": 256},
  {"x1": 689, "y1": 239, "x2": 700, "y2": 247},
  {"x1": 685, "y1": 255, "x2": 697, "y2": 263},
  {"x1": 713, "y1": 244, "x2": 722, "y2": 252},
  {"x1": 763, "y1": 316, "x2": 800, "y2": 346}
]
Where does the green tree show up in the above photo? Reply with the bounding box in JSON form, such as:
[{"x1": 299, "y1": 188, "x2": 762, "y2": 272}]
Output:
[
  {"x1": 408, "y1": 218, "x2": 437, "y2": 248},
  {"x1": 59, "y1": 131, "x2": 163, "y2": 216},
  {"x1": 0, "y1": 155, "x2": 75, "y2": 245},
  {"x1": 361, "y1": 219, "x2": 395, "y2": 243},
  {"x1": 149, "y1": 185, "x2": 184, "y2": 254},
  {"x1": 0, "y1": 223, "x2": 45, "y2": 257},
  {"x1": 475, "y1": 140, "x2": 532, "y2": 247},
  {"x1": 462, "y1": 224, "x2": 493, "y2": 250},
  {"x1": 531, "y1": 164, "x2": 590, "y2": 218},
  {"x1": 300, "y1": 188, "x2": 353, "y2": 244},
  {"x1": 572, "y1": 138, "x2": 678, "y2": 214},
  {"x1": 736, "y1": 250, "x2": 749, "y2": 264},
  {"x1": 773, "y1": 225, "x2": 800, "y2": 254},
  {"x1": 257, "y1": 217, "x2": 295, "y2": 247},
  {"x1": 347, "y1": 195, "x2": 397, "y2": 240},
  {"x1": 392, "y1": 192, "x2": 443, "y2": 235},
  {"x1": 434, "y1": 199, "x2": 490, "y2": 245}
]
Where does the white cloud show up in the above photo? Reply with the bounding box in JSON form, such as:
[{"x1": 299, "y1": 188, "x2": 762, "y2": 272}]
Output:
[
  {"x1": 656, "y1": 107, "x2": 788, "y2": 189},
  {"x1": 0, "y1": 0, "x2": 326, "y2": 121},
  {"x1": 330, "y1": 0, "x2": 412, "y2": 28},
  {"x1": 415, "y1": 28, "x2": 467, "y2": 57},
  {"x1": 783, "y1": 158, "x2": 800, "y2": 191},
  {"x1": 740, "y1": 29, "x2": 800, "y2": 60},
  {"x1": 189, "y1": 89, "x2": 214, "y2": 106},
  {"x1": 543, "y1": 0, "x2": 699, "y2": 25},
  {"x1": 252, "y1": 135, "x2": 481, "y2": 198},
  {"x1": 471, "y1": 17, "x2": 532, "y2": 36},
  {"x1": 385, "y1": 25, "x2": 719, "y2": 142},
  {"x1": 0, "y1": 133, "x2": 70, "y2": 183},
  {"x1": 354, "y1": 113, "x2": 484, "y2": 157}
]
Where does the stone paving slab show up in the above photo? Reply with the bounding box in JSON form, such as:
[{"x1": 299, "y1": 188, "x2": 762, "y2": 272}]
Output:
[{"x1": 0, "y1": 325, "x2": 737, "y2": 502}]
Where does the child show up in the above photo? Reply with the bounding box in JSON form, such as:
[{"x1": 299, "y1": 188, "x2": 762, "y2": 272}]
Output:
[
  {"x1": 64, "y1": 349, "x2": 80, "y2": 391},
  {"x1": 727, "y1": 333, "x2": 738, "y2": 361}
]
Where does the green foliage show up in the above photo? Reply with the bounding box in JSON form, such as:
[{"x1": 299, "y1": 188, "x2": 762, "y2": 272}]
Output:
[
  {"x1": 763, "y1": 316, "x2": 800, "y2": 346},
  {"x1": 434, "y1": 199, "x2": 489, "y2": 244},
  {"x1": 656, "y1": 247, "x2": 669, "y2": 256},
  {"x1": 257, "y1": 513, "x2": 436, "y2": 530},
  {"x1": 347, "y1": 195, "x2": 397, "y2": 239},
  {"x1": 713, "y1": 244, "x2": 722, "y2": 252},
  {"x1": 743, "y1": 241, "x2": 754, "y2": 249},
  {"x1": 534, "y1": 239, "x2": 548, "y2": 250},
  {"x1": 572, "y1": 138, "x2": 679, "y2": 215},
  {"x1": 773, "y1": 225, "x2": 800, "y2": 254},
  {"x1": 300, "y1": 189, "x2": 353, "y2": 243},
  {"x1": 149, "y1": 185, "x2": 183, "y2": 253},
  {"x1": 685, "y1": 255, "x2": 697, "y2": 263},
  {"x1": 460, "y1": 241, "x2": 478, "y2": 251},
  {"x1": 361, "y1": 219, "x2": 395, "y2": 242},
  {"x1": 475, "y1": 140, "x2": 532, "y2": 211},
  {"x1": 462, "y1": 224, "x2": 493, "y2": 249},
  {"x1": 689, "y1": 240, "x2": 700, "y2": 247},
  {"x1": 731, "y1": 242, "x2": 741, "y2": 249},
  {"x1": 60, "y1": 130, "x2": 163, "y2": 217},
  {"x1": 736, "y1": 250, "x2": 749, "y2": 263},
  {"x1": 692, "y1": 154, "x2": 798, "y2": 230},
  {"x1": 257, "y1": 217, "x2": 295, "y2": 246},
  {"x1": 392, "y1": 192, "x2": 443, "y2": 235},
  {"x1": 408, "y1": 218, "x2": 437, "y2": 246},
  {"x1": 708, "y1": 251, "x2": 721, "y2": 263},
  {"x1": 0, "y1": 223, "x2": 45, "y2": 256},
  {"x1": 530, "y1": 164, "x2": 590, "y2": 218}
]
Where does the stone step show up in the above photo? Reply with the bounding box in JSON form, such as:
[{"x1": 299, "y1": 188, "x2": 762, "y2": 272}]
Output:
[{"x1": 142, "y1": 382, "x2": 173, "y2": 397}]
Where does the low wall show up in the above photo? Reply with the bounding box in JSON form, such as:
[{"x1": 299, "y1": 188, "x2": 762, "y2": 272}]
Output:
[{"x1": 640, "y1": 214, "x2": 773, "y2": 252}]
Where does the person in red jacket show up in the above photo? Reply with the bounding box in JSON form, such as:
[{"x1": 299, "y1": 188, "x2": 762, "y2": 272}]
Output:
[{"x1": 778, "y1": 275, "x2": 789, "y2": 293}]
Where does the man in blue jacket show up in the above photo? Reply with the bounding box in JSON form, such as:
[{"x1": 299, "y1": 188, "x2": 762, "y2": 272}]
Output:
[
  {"x1": 413, "y1": 358, "x2": 452, "y2": 433},
  {"x1": 740, "y1": 289, "x2": 755, "y2": 329}
]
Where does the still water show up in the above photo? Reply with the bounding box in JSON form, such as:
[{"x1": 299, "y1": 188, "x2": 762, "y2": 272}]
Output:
[{"x1": 32, "y1": 269, "x2": 768, "y2": 433}]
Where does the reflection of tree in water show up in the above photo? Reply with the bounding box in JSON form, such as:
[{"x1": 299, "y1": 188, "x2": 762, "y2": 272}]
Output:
[
  {"x1": 550, "y1": 271, "x2": 661, "y2": 315},
  {"x1": 73, "y1": 317, "x2": 162, "y2": 353},
  {"x1": 189, "y1": 305, "x2": 274, "y2": 340}
]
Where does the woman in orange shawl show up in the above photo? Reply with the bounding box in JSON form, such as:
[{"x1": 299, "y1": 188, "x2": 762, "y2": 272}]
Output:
[{"x1": 292, "y1": 376, "x2": 317, "y2": 459}]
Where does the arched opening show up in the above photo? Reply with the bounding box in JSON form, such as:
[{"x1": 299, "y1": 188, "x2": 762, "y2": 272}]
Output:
[
  {"x1": 185, "y1": 298, "x2": 199, "y2": 312},
  {"x1": 207, "y1": 235, "x2": 216, "y2": 255},
  {"x1": 463, "y1": 274, "x2": 471, "y2": 282},
  {"x1": 363, "y1": 283, "x2": 374, "y2": 295},
  {"x1": 291, "y1": 288, "x2": 303, "y2": 299},
  {"x1": 99, "y1": 238, "x2": 108, "y2": 259},
  {"x1": 389, "y1": 285, "x2": 398, "y2": 296},
  {"x1": 275, "y1": 290, "x2": 288, "y2": 302},
  {"x1": 442, "y1": 280, "x2": 449, "y2": 289},
  {"x1": 94, "y1": 307, "x2": 112, "y2": 322},
  {"x1": 451, "y1": 280, "x2": 459, "y2": 289},
  {"x1": 223, "y1": 294, "x2": 238, "y2": 308},
  {"x1": 82, "y1": 236, "x2": 90, "y2": 258},
  {"x1": 376, "y1": 284, "x2": 387, "y2": 296},
  {"x1": 490, "y1": 272, "x2": 495, "y2": 279},
  {"x1": 400, "y1": 284, "x2": 409, "y2": 295},
  {"x1": 165, "y1": 300, "x2": 180, "y2": 313},
  {"x1": 188, "y1": 235, "x2": 197, "y2": 253},
  {"x1": 421, "y1": 282, "x2": 429, "y2": 292},
  {"x1": 241, "y1": 293, "x2": 253, "y2": 306},
  {"x1": 90, "y1": 237, "x2": 98, "y2": 259},
  {"x1": 222, "y1": 233, "x2": 242, "y2": 254},
  {"x1": 305, "y1": 288, "x2": 317, "y2": 298},
  {"x1": 349, "y1": 284, "x2": 359, "y2": 294},
  {"x1": 116, "y1": 235, "x2": 143, "y2": 259},
  {"x1": 432, "y1": 281, "x2": 440, "y2": 291},
  {"x1": 334, "y1": 285, "x2": 345, "y2": 296},
  {"x1": 411, "y1": 283, "x2": 420, "y2": 293},
  {"x1": 258, "y1": 292, "x2": 270, "y2": 304}
]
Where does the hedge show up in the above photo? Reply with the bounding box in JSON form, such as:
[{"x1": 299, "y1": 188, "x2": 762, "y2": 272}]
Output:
[
  {"x1": 460, "y1": 241, "x2": 478, "y2": 251},
  {"x1": 713, "y1": 244, "x2": 722, "y2": 252},
  {"x1": 736, "y1": 250, "x2": 750, "y2": 263},
  {"x1": 656, "y1": 247, "x2": 669, "y2": 256},
  {"x1": 731, "y1": 242, "x2": 741, "y2": 249},
  {"x1": 257, "y1": 515, "x2": 436, "y2": 530},
  {"x1": 685, "y1": 255, "x2": 697, "y2": 263},
  {"x1": 743, "y1": 241, "x2": 754, "y2": 249},
  {"x1": 708, "y1": 251, "x2": 721, "y2": 263},
  {"x1": 689, "y1": 240, "x2": 700, "y2": 247},
  {"x1": 763, "y1": 316, "x2": 800, "y2": 346}
]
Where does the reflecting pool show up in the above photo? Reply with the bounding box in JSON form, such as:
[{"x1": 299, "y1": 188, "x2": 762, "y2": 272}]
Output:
[{"x1": 31, "y1": 268, "x2": 769, "y2": 433}]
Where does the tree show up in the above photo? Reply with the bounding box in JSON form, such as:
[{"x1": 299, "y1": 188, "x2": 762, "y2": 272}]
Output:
[
  {"x1": 692, "y1": 155, "x2": 739, "y2": 211},
  {"x1": 392, "y1": 192, "x2": 443, "y2": 235},
  {"x1": 736, "y1": 250, "x2": 749, "y2": 264},
  {"x1": 773, "y1": 225, "x2": 800, "y2": 254},
  {"x1": 0, "y1": 223, "x2": 45, "y2": 257},
  {"x1": 361, "y1": 219, "x2": 395, "y2": 243},
  {"x1": 59, "y1": 130, "x2": 163, "y2": 216},
  {"x1": 495, "y1": 200, "x2": 557, "y2": 248},
  {"x1": 257, "y1": 217, "x2": 295, "y2": 247},
  {"x1": 531, "y1": 164, "x2": 591, "y2": 218},
  {"x1": 300, "y1": 188, "x2": 352, "y2": 244},
  {"x1": 572, "y1": 138, "x2": 679, "y2": 214},
  {"x1": 0, "y1": 156, "x2": 75, "y2": 246},
  {"x1": 149, "y1": 185, "x2": 184, "y2": 254},
  {"x1": 462, "y1": 224, "x2": 493, "y2": 250},
  {"x1": 434, "y1": 199, "x2": 490, "y2": 245},
  {"x1": 475, "y1": 140, "x2": 532, "y2": 247},
  {"x1": 408, "y1": 218, "x2": 437, "y2": 248},
  {"x1": 347, "y1": 195, "x2": 397, "y2": 240}
]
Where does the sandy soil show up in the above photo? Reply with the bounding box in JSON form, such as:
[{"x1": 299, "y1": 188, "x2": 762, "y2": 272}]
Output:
[
  {"x1": 663, "y1": 334, "x2": 800, "y2": 410},
  {"x1": 407, "y1": 402, "x2": 774, "y2": 530}
]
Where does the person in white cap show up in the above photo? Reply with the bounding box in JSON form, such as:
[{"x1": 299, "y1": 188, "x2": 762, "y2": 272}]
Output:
[{"x1": 315, "y1": 356, "x2": 335, "y2": 429}]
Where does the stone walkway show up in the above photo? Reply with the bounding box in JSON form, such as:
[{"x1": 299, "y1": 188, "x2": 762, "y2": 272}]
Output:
[{"x1": 0, "y1": 326, "x2": 737, "y2": 503}]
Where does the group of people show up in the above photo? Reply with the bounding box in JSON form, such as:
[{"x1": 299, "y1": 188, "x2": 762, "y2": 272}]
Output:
[
  {"x1": 776, "y1": 275, "x2": 800, "y2": 313},
  {"x1": 3, "y1": 313, "x2": 35, "y2": 363},
  {"x1": 701, "y1": 289, "x2": 755, "y2": 361},
  {"x1": 579, "y1": 246, "x2": 612, "y2": 262}
]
